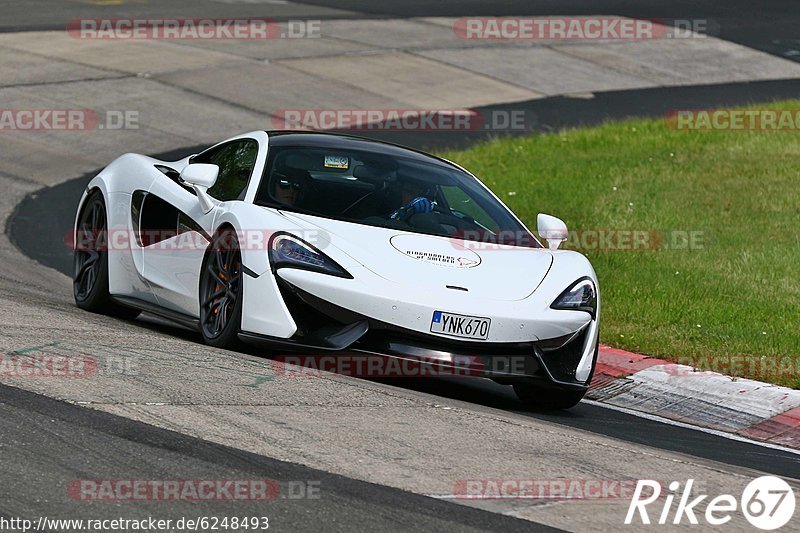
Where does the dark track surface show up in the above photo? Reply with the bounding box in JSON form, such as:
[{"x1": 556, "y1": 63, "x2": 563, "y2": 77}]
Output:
[
  {"x1": 1, "y1": 0, "x2": 799, "y2": 63},
  {"x1": 10, "y1": 81, "x2": 800, "y2": 482},
  {"x1": 8, "y1": 131, "x2": 800, "y2": 485},
  {"x1": 5, "y1": 2, "x2": 800, "y2": 529},
  {"x1": 399, "y1": 377, "x2": 800, "y2": 480},
  {"x1": 0, "y1": 382, "x2": 555, "y2": 532},
  {"x1": 11, "y1": 78, "x2": 800, "y2": 277}
]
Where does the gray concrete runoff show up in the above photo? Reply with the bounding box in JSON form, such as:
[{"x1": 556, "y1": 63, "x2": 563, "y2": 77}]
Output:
[{"x1": 2, "y1": 15, "x2": 800, "y2": 532}]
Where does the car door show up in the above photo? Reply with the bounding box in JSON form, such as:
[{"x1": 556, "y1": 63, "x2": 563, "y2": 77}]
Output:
[{"x1": 142, "y1": 139, "x2": 259, "y2": 316}]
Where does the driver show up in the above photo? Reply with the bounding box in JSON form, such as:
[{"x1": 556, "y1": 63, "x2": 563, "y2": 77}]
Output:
[
  {"x1": 388, "y1": 180, "x2": 435, "y2": 221},
  {"x1": 271, "y1": 171, "x2": 309, "y2": 207}
]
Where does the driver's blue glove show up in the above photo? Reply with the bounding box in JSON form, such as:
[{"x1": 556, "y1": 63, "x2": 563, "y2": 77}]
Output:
[{"x1": 390, "y1": 197, "x2": 434, "y2": 220}]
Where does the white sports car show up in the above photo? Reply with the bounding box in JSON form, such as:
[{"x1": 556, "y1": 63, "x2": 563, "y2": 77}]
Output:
[{"x1": 73, "y1": 131, "x2": 600, "y2": 409}]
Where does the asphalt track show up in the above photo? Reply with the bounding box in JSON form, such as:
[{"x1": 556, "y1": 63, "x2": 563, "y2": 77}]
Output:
[
  {"x1": 0, "y1": 382, "x2": 553, "y2": 532},
  {"x1": 1, "y1": 0, "x2": 799, "y2": 63},
  {"x1": 9, "y1": 69, "x2": 800, "y2": 494},
  {"x1": 304, "y1": 0, "x2": 800, "y2": 62},
  {"x1": 9, "y1": 146, "x2": 800, "y2": 482},
  {"x1": 4, "y1": 1, "x2": 800, "y2": 531},
  {"x1": 12, "y1": 77, "x2": 800, "y2": 275}
]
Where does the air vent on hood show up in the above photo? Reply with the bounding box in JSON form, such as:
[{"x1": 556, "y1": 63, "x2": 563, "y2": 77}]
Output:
[{"x1": 446, "y1": 285, "x2": 469, "y2": 292}]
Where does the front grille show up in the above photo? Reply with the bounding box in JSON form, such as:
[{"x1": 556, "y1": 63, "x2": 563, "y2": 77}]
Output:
[
  {"x1": 277, "y1": 279, "x2": 589, "y2": 383},
  {"x1": 276, "y1": 278, "x2": 349, "y2": 337},
  {"x1": 538, "y1": 328, "x2": 589, "y2": 383}
]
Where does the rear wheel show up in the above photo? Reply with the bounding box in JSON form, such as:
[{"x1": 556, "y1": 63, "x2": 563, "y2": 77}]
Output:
[
  {"x1": 199, "y1": 229, "x2": 244, "y2": 349},
  {"x1": 73, "y1": 191, "x2": 140, "y2": 319}
]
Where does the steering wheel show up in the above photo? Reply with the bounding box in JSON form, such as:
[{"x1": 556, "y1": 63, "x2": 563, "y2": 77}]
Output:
[{"x1": 341, "y1": 191, "x2": 375, "y2": 217}]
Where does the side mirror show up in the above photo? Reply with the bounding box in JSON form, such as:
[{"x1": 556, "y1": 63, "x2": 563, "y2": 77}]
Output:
[
  {"x1": 537, "y1": 213, "x2": 568, "y2": 250},
  {"x1": 180, "y1": 163, "x2": 218, "y2": 188},
  {"x1": 180, "y1": 164, "x2": 218, "y2": 213}
]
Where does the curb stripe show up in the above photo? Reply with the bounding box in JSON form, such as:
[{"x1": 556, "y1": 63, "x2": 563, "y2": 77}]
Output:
[
  {"x1": 739, "y1": 406, "x2": 800, "y2": 448},
  {"x1": 593, "y1": 345, "x2": 666, "y2": 378},
  {"x1": 591, "y1": 344, "x2": 800, "y2": 450}
]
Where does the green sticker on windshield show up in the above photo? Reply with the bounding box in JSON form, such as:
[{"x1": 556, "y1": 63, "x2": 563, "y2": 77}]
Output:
[{"x1": 324, "y1": 155, "x2": 349, "y2": 169}]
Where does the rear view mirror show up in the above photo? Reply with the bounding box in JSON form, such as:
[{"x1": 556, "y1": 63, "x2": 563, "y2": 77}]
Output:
[
  {"x1": 537, "y1": 213, "x2": 568, "y2": 250},
  {"x1": 180, "y1": 163, "x2": 218, "y2": 189},
  {"x1": 180, "y1": 163, "x2": 219, "y2": 213}
]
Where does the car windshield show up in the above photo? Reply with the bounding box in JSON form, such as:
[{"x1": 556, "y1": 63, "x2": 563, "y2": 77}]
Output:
[{"x1": 254, "y1": 145, "x2": 540, "y2": 248}]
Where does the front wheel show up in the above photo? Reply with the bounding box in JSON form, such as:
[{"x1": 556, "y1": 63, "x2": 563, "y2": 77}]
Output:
[
  {"x1": 513, "y1": 340, "x2": 599, "y2": 410},
  {"x1": 73, "y1": 190, "x2": 140, "y2": 320},
  {"x1": 199, "y1": 229, "x2": 244, "y2": 349}
]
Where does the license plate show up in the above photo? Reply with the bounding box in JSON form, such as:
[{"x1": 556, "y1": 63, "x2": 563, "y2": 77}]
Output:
[{"x1": 430, "y1": 311, "x2": 491, "y2": 340}]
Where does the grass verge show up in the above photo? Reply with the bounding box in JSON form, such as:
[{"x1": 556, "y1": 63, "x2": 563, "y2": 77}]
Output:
[{"x1": 440, "y1": 101, "x2": 800, "y2": 387}]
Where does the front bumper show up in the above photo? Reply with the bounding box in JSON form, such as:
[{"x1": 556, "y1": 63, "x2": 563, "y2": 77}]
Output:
[{"x1": 240, "y1": 279, "x2": 597, "y2": 391}]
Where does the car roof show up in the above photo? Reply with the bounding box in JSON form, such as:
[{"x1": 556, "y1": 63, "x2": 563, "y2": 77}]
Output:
[{"x1": 264, "y1": 131, "x2": 460, "y2": 171}]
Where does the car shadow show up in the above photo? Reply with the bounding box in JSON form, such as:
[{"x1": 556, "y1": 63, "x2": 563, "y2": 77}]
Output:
[{"x1": 132, "y1": 313, "x2": 587, "y2": 419}]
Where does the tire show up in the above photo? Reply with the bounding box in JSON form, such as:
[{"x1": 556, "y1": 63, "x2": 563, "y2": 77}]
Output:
[
  {"x1": 513, "y1": 340, "x2": 600, "y2": 410},
  {"x1": 73, "y1": 190, "x2": 140, "y2": 320},
  {"x1": 199, "y1": 228, "x2": 244, "y2": 349}
]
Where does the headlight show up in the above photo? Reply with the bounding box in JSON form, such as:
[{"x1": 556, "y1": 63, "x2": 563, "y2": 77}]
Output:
[
  {"x1": 551, "y1": 277, "x2": 597, "y2": 318},
  {"x1": 269, "y1": 233, "x2": 352, "y2": 279}
]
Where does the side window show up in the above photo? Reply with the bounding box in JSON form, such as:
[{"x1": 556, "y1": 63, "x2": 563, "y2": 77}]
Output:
[{"x1": 193, "y1": 140, "x2": 259, "y2": 201}]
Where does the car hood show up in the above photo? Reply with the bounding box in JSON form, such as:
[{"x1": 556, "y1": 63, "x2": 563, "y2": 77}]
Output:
[{"x1": 281, "y1": 212, "x2": 552, "y2": 302}]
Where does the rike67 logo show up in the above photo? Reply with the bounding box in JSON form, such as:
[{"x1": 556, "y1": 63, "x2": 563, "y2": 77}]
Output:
[{"x1": 626, "y1": 476, "x2": 795, "y2": 529}]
